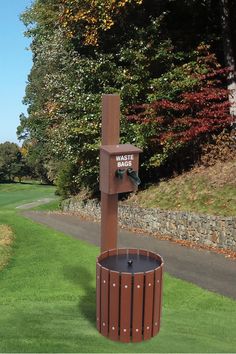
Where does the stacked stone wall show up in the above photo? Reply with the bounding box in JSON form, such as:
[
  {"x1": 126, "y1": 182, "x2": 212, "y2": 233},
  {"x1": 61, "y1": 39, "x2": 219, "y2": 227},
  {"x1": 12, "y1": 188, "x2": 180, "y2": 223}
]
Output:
[{"x1": 62, "y1": 198, "x2": 236, "y2": 251}]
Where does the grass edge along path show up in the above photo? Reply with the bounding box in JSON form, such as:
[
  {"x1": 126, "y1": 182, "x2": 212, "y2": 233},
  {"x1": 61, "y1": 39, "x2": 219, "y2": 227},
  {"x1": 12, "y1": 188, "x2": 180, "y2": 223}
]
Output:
[
  {"x1": 0, "y1": 213, "x2": 235, "y2": 352},
  {"x1": 0, "y1": 224, "x2": 14, "y2": 271}
]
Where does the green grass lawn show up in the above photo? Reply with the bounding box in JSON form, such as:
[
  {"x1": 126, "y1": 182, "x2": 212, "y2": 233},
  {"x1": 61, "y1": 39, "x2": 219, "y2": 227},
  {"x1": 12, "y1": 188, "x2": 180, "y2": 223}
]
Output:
[
  {"x1": 0, "y1": 182, "x2": 236, "y2": 352},
  {"x1": 33, "y1": 198, "x2": 60, "y2": 211},
  {"x1": 0, "y1": 182, "x2": 57, "y2": 210}
]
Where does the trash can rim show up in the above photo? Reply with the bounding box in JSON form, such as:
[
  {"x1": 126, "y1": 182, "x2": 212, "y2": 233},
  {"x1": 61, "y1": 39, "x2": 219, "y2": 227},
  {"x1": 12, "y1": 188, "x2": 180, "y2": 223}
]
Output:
[{"x1": 97, "y1": 247, "x2": 164, "y2": 274}]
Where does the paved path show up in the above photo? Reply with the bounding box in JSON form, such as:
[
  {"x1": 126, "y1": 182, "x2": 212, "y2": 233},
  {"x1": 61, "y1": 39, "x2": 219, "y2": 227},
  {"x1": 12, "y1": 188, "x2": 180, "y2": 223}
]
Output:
[{"x1": 23, "y1": 211, "x2": 236, "y2": 300}]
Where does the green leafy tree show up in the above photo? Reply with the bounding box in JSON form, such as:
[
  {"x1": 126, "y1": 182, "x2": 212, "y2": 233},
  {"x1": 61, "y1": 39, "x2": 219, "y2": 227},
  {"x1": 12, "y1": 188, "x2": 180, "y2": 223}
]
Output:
[
  {"x1": 18, "y1": 0, "x2": 236, "y2": 196},
  {"x1": 0, "y1": 142, "x2": 26, "y2": 182}
]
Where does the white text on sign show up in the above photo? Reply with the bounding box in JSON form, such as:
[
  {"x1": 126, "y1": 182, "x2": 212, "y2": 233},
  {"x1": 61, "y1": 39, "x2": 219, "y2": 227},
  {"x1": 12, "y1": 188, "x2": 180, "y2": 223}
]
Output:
[{"x1": 116, "y1": 154, "x2": 134, "y2": 168}]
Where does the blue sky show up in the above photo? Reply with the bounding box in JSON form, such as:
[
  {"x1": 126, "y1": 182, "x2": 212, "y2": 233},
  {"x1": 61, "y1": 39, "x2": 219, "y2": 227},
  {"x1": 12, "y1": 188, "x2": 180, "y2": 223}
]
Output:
[{"x1": 0, "y1": 0, "x2": 33, "y2": 144}]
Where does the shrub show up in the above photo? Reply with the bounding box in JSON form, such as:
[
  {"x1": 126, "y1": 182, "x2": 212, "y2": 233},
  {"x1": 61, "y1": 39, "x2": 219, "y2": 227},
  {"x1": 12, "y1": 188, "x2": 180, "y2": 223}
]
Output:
[{"x1": 55, "y1": 161, "x2": 81, "y2": 199}]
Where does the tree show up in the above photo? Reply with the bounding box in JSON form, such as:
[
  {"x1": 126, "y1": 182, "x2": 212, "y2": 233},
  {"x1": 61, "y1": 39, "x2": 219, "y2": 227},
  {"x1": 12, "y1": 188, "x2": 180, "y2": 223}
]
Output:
[
  {"x1": 220, "y1": 0, "x2": 236, "y2": 117},
  {"x1": 125, "y1": 47, "x2": 233, "y2": 178},
  {"x1": 0, "y1": 142, "x2": 26, "y2": 182},
  {"x1": 60, "y1": 0, "x2": 143, "y2": 46},
  {"x1": 18, "y1": 0, "x2": 236, "y2": 196},
  {"x1": 19, "y1": 0, "x2": 173, "y2": 194}
]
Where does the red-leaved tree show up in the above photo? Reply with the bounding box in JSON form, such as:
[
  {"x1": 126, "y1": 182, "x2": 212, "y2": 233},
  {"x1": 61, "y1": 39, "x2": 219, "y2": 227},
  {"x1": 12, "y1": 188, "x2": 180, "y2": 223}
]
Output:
[{"x1": 126, "y1": 67, "x2": 233, "y2": 175}]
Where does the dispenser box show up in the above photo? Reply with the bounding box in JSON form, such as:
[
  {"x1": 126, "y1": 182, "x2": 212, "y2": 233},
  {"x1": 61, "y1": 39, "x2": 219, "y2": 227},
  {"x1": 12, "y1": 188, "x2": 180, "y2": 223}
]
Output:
[{"x1": 100, "y1": 144, "x2": 142, "y2": 194}]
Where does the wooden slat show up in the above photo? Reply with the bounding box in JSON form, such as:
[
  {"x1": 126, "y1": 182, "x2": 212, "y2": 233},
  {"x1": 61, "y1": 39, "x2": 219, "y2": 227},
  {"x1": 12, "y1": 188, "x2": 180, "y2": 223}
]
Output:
[
  {"x1": 152, "y1": 267, "x2": 162, "y2": 337},
  {"x1": 139, "y1": 249, "x2": 148, "y2": 256},
  {"x1": 149, "y1": 251, "x2": 157, "y2": 260},
  {"x1": 98, "y1": 250, "x2": 109, "y2": 262},
  {"x1": 96, "y1": 263, "x2": 101, "y2": 332},
  {"x1": 109, "y1": 271, "x2": 120, "y2": 341},
  {"x1": 157, "y1": 254, "x2": 164, "y2": 265},
  {"x1": 120, "y1": 273, "x2": 132, "y2": 342},
  {"x1": 157, "y1": 266, "x2": 163, "y2": 333},
  {"x1": 128, "y1": 248, "x2": 138, "y2": 254},
  {"x1": 143, "y1": 270, "x2": 154, "y2": 340},
  {"x1": 118, "y1": 248, "x2": 127, "y2": 255},
  {"x1": 132, "y1": 273, "x2": 144, "y2": 342},
  {"x1": 100, "y1": 267, "x2": 109, "y2": 337},
  {"x1": 108, "y1": 249, "x2": 117, "y2": 257}
]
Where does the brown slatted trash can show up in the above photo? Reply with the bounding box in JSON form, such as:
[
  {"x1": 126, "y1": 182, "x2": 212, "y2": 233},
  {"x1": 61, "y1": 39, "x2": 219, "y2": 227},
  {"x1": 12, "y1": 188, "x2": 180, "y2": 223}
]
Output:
[{"x1": 96, "y1": 248, "x2": 164, "y2": 343}]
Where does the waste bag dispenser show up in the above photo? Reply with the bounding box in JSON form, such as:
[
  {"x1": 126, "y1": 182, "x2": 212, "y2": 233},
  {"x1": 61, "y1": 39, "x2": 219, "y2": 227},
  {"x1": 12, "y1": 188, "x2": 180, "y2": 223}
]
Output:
[
  {"x1": 97, "y1": 94, "x2": 164, "y2": 343},
  {"x1": 100, "y1": 144, "x2": 142, "y2": 194}
]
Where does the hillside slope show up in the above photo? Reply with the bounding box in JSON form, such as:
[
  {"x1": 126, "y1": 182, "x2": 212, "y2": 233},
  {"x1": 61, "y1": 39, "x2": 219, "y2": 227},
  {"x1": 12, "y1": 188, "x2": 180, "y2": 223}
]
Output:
[{"x1": 127, "y1": 159, "x2": 236, "y2": 217}]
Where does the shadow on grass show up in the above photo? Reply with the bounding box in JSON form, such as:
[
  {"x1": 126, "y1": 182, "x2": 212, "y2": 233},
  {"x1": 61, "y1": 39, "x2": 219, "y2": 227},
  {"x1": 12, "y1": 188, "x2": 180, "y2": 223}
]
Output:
[{"x1": 63, "y1": 265, "x2": 96, "y2": 329}]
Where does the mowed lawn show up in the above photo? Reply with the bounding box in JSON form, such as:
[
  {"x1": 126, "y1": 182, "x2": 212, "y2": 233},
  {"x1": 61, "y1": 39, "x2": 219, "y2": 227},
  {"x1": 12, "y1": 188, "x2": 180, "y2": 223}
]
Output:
[{"x1": 0, "y1": 183, "x2": 235, "y2": 352}]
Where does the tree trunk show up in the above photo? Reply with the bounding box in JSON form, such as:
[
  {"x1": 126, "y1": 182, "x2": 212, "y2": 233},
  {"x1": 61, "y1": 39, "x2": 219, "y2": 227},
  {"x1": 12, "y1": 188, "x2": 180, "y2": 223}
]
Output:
[{"x1": 220, "y1": 0, "x2": 236, "y2": 117}]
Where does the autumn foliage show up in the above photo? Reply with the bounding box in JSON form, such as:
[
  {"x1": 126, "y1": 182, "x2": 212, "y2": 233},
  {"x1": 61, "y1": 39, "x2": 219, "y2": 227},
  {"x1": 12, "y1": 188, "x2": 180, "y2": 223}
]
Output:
[
  {"x1": 126, "y1": 66, "x2": 233, "y2": 170},
  {"x1": 60, "y1": 0, "x2": 143, "y2": 45},
  {"x1": 19, "y1": 1, "x2": 236, "y2": 195}
]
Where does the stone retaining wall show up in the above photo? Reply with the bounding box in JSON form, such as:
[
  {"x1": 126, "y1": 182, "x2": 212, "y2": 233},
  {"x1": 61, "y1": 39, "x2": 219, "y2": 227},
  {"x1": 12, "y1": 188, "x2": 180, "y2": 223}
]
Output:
[{"x1": 62, "y1": 198, "x2": 236, "y2": 251}]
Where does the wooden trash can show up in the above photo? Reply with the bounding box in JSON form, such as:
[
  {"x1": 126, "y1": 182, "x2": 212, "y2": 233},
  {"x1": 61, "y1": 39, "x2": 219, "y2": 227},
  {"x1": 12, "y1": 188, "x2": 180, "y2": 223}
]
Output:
[{"x1": 96, "y1": 248, "x2": 164, "y2": 343}]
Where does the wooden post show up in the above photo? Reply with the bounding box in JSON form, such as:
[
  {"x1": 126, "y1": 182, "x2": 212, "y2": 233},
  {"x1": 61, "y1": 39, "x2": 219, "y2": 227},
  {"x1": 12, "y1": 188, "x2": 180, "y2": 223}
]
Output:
[{"x1": 100, "y1": 94, "x2": 120, "y2": 252}]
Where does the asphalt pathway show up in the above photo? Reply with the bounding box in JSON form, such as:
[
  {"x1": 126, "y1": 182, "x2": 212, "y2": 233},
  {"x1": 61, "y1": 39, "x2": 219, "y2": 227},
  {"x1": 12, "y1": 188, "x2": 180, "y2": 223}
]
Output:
[{"x1": 23, "y1": 211, "x2": 236, "y2": 300}]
